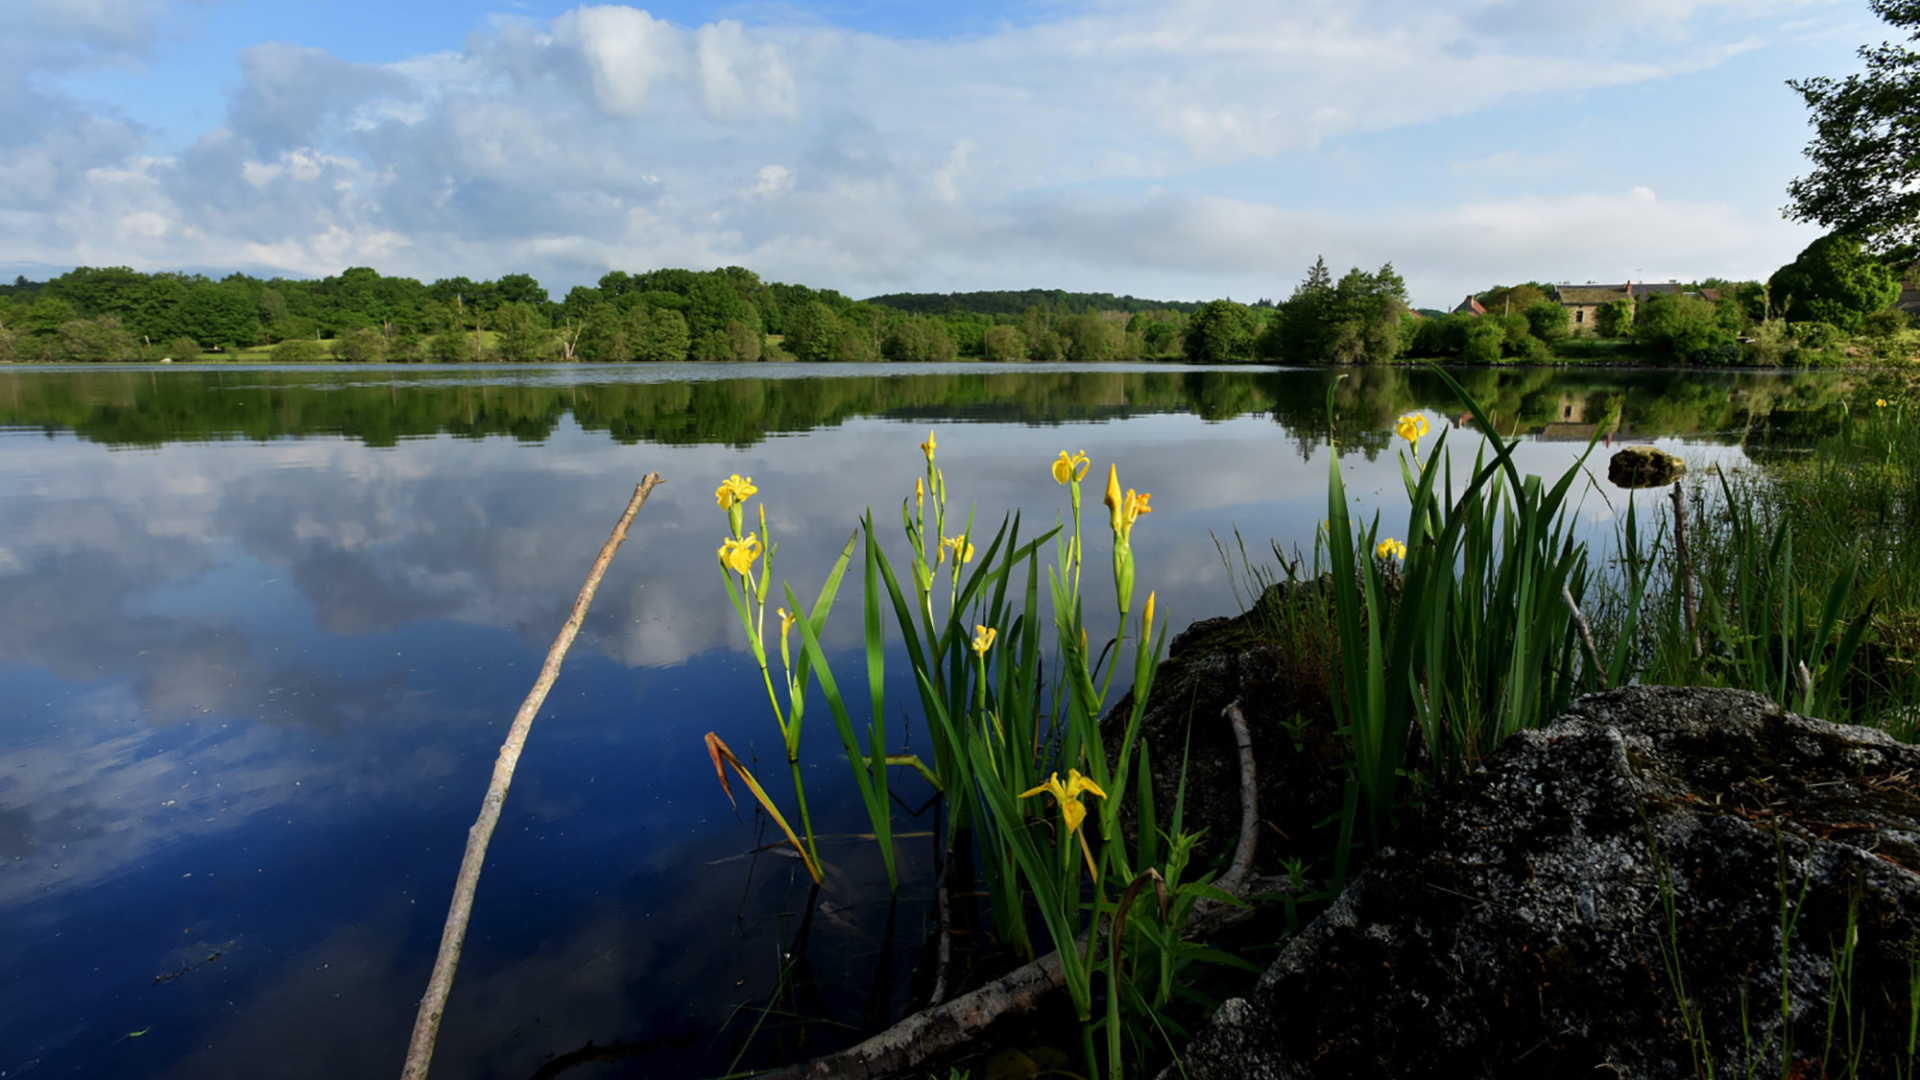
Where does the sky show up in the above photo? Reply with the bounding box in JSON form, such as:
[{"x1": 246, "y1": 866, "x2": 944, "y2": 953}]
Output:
[{"x1": 0, "y1": 0, "x2": 1889, "y2": 308}]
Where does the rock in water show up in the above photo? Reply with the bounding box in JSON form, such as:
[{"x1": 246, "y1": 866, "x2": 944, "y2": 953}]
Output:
[
  {"x1": 1177, "y1": 687, "x2": 1920, "y2": 1079},
  {"x1": 1608, "y1": 445, "x2": 1686, "y2": 488}
]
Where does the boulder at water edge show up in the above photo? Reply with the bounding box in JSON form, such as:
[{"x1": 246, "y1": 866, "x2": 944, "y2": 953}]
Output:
[
  {"x1": 1608, "y1": 445, "x2": 1686, "y2": 489},
  {"x1": 1176, "y1": 686, "x2": 1920, "y2": 1079}
]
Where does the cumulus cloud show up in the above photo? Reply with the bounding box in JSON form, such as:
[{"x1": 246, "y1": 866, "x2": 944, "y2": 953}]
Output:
[{"x1": 0, "y1": 0, "x2": 1846, "y2": 299}]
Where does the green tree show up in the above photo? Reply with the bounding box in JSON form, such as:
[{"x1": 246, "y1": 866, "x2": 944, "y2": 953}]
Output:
[
  {"x1": 492, "y1": 301, "x2": 548, "y2": 360},
  {"x1": 275, "y1": 338, "x2": 328, "y2": 362},
  {"x1": 982, "y1": 324, "x2": 1027, "y2": 361},
  {"x1": 332, "y1": 326, "x2": 389, "y2": 363},
  {"x1": 634, "y1": 307, "x2": 691, "y2": 362},
  {"x1": 24, "y1": 297, "x2": 76, "y2": 335},
  {"x1": 1635, "y1": 293, "x2": 1739, "y2": 363},
  {"x1": 1767, "y1": 232, "x2": 1901, "y2": 332},
  {"x1": 783, "y1": 301, "x2": 840, "y2": 363},
  {"x1": 883, "y1": 316, "x2": 959, "y2": 362},
  {"x1": 1522, "y1": 300, "x2": 1570, "y2": 343},
  {"x1": 1596, "y1": 299, "x2": 1635, "y2": 338},
  {"x1": 580, "y1": 304, "x2": 631, "y2": 361},
  {"x1": 174, "y1": 280, "x2": 258, "y2": 348},
  {"x1": 1184, "y1": 299, "x2": 1258, "y2": 363},
  {"x1": 1461, "y1": 319, "x2": 1505, "y2": 364},
  {"x1": 1786, "y1": 0, "x2": 1920, "y2": 250},
  {"x1": 1059, "y1": 313, "x2": 1126, "y2": 361},
  {"x1": 54, "y1": 316, "x2": 136, "y2": 361}
]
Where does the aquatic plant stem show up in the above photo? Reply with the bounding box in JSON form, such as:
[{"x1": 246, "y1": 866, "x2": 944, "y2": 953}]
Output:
[{"x1": 400, "y1": 472, "x2": 664, "y2": 1080}]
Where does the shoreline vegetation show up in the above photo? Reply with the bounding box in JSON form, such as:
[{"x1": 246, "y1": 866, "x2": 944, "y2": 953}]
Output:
[
  {"x1": 1, "y1": 244, "x2": 1916, "y2": 369},
  {"x1": 678, "y1": 374, "x2": 1920, "y2": 1078}
]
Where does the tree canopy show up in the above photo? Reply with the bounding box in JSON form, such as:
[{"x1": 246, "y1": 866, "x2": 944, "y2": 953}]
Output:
[
  {"x1": 1768, "y1": 232, "x2": 1901, "y2": 332},
  {"x1": 1786, "y1": 0, "x2": 1920, "y2": 250}
]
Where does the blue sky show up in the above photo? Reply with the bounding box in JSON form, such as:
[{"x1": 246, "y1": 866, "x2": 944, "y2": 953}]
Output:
[{"x1": 0, "y1": 0, "x2": 1887, "y2": 307}]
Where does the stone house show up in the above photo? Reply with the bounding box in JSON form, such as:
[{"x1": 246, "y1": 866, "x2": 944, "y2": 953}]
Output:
[
  {"x1": 1551, "y1": 281, "x2": 1686, "y2": 336},
  {"x1": 1451, "y1": 295, "x2": 1486, "y2": 316}
]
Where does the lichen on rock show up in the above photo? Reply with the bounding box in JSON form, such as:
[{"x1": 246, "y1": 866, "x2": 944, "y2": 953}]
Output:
[{"x1": 1176, "y1": 686, "x2": 1920, "y2": 1079}]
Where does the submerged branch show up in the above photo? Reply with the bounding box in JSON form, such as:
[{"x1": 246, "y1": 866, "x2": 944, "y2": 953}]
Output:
[{"x1": 400, "y1": 472, "x2": 665, "y2": 1080}]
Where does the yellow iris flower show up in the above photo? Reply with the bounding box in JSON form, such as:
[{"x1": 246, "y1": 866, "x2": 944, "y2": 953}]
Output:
[
  {"x1": 972, "y1": 624, "x2": 997, "y2": 657},
  {"x1": 1101, "y1": 465, "x2": 1152, "y2": 541},
  {"x1": 1395, "y1": 413, "x2": 1430, "y2": 446},
  {"x1": 1877, "y1": 398, "x2": 1890, "y2": 408},
  {"x1": 719, "y1": 533, "x2": 761, "y2": 577},
  {"x1": 939, "y1": 536, "x2": 976, "y2": 567},
  {"x1": 1052, "y1": 450, "x2": 1090, "y2": 485},
  {"x1": 1020, "y1": 769, "x2": 1107, "y2": 835},
  {"x1": 920, "y1": 430, "x2": 937, "y2": 462},
  {"x1": 1376, "y1": 537, "x2": 1407, "y2": 561},
  {"x1": 715, "y1": 474, "x2": 758, "y2": 510}
]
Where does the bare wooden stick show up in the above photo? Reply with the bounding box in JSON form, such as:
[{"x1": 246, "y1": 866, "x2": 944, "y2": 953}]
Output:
[
  {"x1": 401, "y1": 473, "x2": 665, "y2": 1080},
  {"x1": 928, "y1": 857, "x2": 954, "y2": 1008},
  {"x1": 1563, "y1": 584, "x2": 1608, "y2": 690},
  {"x1": 1670, "y1": 480, "x2": 1699, "y2": 656}
]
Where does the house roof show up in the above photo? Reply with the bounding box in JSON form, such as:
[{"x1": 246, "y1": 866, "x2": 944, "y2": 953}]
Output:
[
  {"x1": 1452, "y1": 295, "x2": 1486, "y2": 315},
  {"x1": 1552, "y1": 281, "x2": 1689, "y2": 305},
  {"x1": 1554, "y1": 285, "x2": 1628, "y2": 305}
]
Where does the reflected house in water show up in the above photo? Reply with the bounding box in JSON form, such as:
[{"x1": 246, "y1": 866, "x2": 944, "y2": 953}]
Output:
[
  {"x1": 1537, "y1": 393, "x2": 1627, "y2": 444},
  {"x1": 1552, "y1": 280, "x2": 1688, "y2": 336}
]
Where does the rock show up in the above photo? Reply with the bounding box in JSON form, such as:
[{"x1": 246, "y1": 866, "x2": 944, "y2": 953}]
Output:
[
  {"x1": 1101, "y1": 584, "x2": 1345, "y2": 876},
  {"x1": 1176, "y1": 687, "x2": 1920, "y2": 1079},
  {"x1": 1608, "y1": 445, "x2": 1686, "y2": 488}
]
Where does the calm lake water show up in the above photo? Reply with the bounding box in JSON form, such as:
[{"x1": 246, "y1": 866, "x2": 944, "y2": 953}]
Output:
[{"x1": 0, "y1": 362, "x2": 1859, "y2": 1078}]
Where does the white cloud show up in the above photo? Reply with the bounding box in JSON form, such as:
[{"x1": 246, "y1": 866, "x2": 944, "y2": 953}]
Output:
[
  {"x1": 551, "y1": 5, "x2": 688, "y2": 116},
  {"x1": 0, "y1": 0, "x2": 1850, "y2": 298}
]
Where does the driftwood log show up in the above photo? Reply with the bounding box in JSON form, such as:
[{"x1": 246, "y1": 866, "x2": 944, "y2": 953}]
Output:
[
  {"x1": 400, "y1": 473, "x2": 665, "y2": 1080},
  {"x1": 754, "y1": 697, "x2": 1269, "y2": 1080}
]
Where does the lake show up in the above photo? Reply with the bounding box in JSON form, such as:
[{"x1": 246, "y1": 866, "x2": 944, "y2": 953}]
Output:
[{"x1": 0, "y1": 362, "x2": 1856, "y2": 1078}]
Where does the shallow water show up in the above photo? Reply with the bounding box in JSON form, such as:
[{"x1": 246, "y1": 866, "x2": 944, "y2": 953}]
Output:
[{"x1": 0, "y1": 362, "x2": 1853, "y2": 1078}]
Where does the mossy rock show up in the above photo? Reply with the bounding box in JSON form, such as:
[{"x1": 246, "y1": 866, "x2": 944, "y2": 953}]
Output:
[{"x1": 1607, "y1": 445, "x2": 1686, "y2": 488}]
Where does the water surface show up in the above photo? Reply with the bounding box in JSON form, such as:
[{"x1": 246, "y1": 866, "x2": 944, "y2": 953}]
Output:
[{"x1": 0, "y1": 362, "x2": 1857, "y2": 1078}]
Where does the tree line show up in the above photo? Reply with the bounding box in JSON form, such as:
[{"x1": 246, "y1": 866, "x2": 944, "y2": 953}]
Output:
[
  {"x1": 0, "y1": 230, "x2": 1908, "y2": 367},
  {"x1": 0, "y1": 266, "x2": 1203, "y2": 364}
]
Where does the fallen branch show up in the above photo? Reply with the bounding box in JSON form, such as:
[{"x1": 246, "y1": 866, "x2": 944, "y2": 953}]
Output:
[
  {"x1": 1564, "y1": 584, "x2": 1608, "y2": 691},
  {"x1": 754, "y1": 692, "x2": 1269, "y2": 1080},
  {"x1": 400, "y1": 473, "x2": 664, "y2": 1080}
]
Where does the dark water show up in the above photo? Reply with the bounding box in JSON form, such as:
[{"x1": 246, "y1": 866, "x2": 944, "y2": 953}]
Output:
[{"x1": 0, "y1": 362, "x2": 1855, "y2": 1078}]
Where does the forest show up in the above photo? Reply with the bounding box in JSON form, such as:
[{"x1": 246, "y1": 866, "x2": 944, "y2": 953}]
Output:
[{"x1": 0, "y1": 230, "x2": 1909, "y2": 366}]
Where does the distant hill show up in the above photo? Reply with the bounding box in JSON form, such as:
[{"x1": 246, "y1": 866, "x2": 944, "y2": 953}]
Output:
[{"x1": 864, "y1": 288, "x2": 1204, "y2": 316}]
